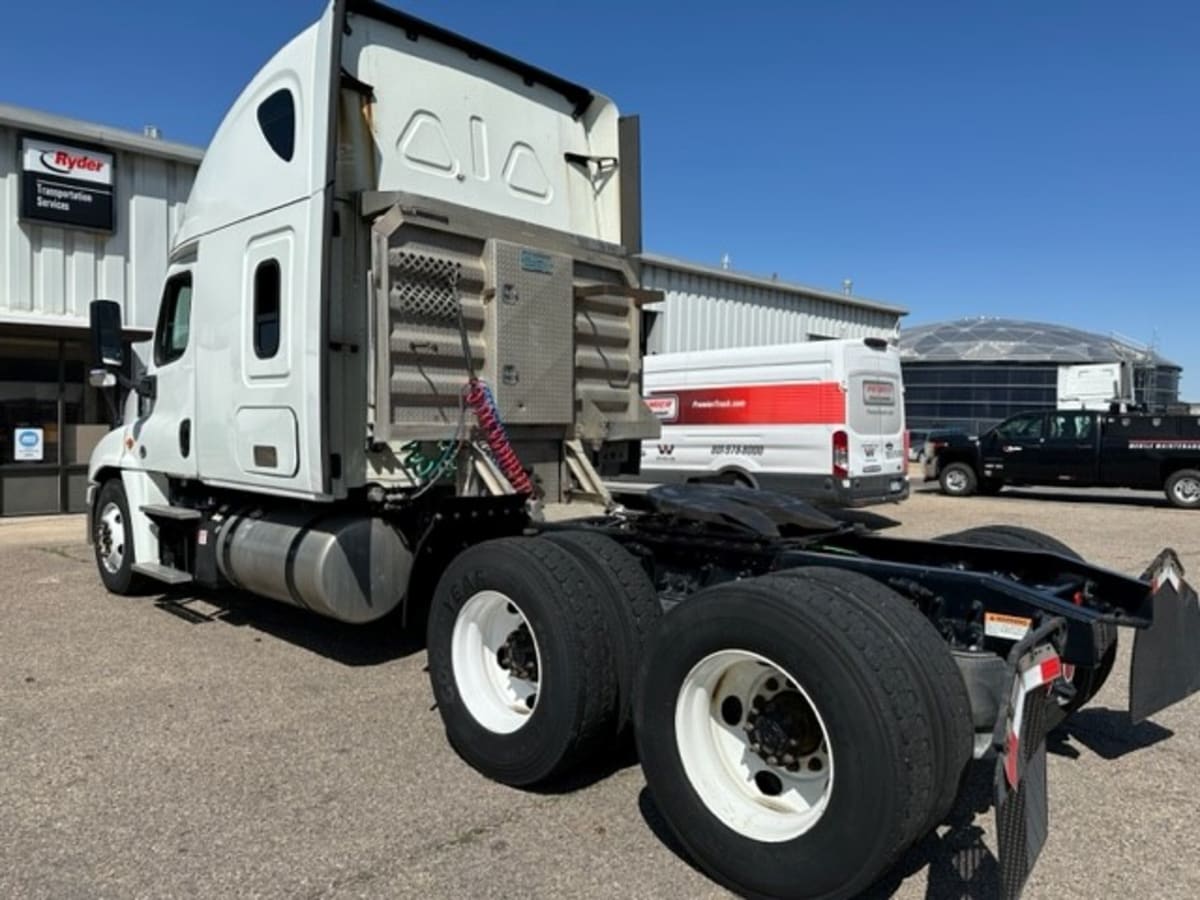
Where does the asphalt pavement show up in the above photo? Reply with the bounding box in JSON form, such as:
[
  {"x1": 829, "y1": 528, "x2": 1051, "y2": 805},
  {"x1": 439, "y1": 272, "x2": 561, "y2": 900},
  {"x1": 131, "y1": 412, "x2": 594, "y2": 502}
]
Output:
[{"x1": 1, "y1": 489, "x2": 1198, "y2": 899}]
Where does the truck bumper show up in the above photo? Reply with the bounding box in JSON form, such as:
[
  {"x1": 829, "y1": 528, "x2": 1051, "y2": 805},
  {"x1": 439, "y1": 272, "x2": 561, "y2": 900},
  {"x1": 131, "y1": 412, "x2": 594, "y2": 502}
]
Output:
[{"x1": 818, "y1": 472, "x2": 910, "y2": 508}]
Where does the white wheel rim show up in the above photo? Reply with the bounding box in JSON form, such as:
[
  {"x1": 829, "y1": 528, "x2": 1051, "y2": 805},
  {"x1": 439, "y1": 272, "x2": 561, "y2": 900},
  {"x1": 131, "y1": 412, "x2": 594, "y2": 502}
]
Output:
[
  {"x1": 945, "y1": 469, "x2": 967, "y2": 493},
  {"x1": 97, "y1": 502, "x2": 125, "y2": 574},
  {"x1": 451, "y1": 590, "x2": 542, "y2": 734},
  {"x1": 1173, "y1": 476, "x2": 1200, "y2": 504},
  {"x1": 675, "y1": 650, "x2": 833, "y2": 843}
]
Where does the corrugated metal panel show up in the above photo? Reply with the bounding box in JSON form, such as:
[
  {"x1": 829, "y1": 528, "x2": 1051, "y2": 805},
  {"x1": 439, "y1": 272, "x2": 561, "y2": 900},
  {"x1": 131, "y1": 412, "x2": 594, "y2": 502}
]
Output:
[
  {"x1": 641, "y1": 261, "x2": 903, "y2": 355},
  {"x1": 0, "y1": 122, "x2": 198, "y2": 331}
]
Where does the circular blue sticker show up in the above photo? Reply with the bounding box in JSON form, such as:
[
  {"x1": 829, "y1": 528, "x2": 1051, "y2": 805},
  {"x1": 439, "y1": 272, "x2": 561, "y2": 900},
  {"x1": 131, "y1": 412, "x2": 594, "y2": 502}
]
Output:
[{"x1": 18, "y1": 431, "x2": 38, "y2": 447}]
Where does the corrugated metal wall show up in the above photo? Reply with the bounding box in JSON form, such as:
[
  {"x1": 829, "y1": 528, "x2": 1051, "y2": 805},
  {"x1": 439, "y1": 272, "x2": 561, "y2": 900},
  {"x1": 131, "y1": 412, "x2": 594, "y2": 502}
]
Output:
[
  {"x1": 641, "y1": 261, "x2": 902, "y2": 354},
  {"x1": 0, "y1": 125, "x2": 197, "y2": 330}
]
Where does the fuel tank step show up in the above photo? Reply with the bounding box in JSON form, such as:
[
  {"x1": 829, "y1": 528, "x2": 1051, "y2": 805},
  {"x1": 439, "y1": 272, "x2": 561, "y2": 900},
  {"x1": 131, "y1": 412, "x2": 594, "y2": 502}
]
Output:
[{"x1": 132, "y1": 562, "x2": 194, "y2": 585}]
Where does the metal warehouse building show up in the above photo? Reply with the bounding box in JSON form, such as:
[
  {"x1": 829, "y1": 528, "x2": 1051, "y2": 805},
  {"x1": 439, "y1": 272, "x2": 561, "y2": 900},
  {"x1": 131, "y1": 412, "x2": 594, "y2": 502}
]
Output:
[
  {"x1": 638, "y1": 253, "x2": 907, "y2": 354},
  {"x1": 0, "y1": 103, "x2": 202, "y2": 516},
  {"x1": 900, "y1": 317, "x2": 1183, "y2": 436}
]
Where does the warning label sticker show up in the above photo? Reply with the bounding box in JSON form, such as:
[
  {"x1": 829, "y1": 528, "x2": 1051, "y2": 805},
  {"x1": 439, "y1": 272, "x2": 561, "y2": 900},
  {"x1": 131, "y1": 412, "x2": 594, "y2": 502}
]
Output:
[{"x1": 984, "y1": 612, "x2": 1033, "y2": 642}]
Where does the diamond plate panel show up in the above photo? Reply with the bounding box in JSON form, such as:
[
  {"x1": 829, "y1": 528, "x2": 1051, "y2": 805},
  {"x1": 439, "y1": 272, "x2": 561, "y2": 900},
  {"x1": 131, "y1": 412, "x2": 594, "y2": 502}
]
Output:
[{"x1": 488, "y1": 241, "x2": 574, "y2": 424}]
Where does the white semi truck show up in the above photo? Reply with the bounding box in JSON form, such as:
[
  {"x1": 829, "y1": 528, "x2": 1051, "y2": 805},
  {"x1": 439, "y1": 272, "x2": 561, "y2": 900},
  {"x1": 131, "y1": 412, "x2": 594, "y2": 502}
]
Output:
[{"x1": 85, "y1": 3, "x2": 1200, "y2": 898}]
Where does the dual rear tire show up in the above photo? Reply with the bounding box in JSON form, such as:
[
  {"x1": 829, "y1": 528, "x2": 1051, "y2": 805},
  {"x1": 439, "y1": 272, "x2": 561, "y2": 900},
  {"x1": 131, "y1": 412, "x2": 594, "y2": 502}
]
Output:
[
  {"x1": 428, "y1": 538, "x2": 971, "y2": 898},
  {"x1": 426, "y1": 533, "x2": 659, "y2": 786}
]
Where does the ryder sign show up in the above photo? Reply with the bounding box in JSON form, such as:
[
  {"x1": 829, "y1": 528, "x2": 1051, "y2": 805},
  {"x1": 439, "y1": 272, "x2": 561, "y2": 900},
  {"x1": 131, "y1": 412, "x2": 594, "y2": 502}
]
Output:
[{"x1": 20, "y1": 136, "x2": 115, "y2": 231}]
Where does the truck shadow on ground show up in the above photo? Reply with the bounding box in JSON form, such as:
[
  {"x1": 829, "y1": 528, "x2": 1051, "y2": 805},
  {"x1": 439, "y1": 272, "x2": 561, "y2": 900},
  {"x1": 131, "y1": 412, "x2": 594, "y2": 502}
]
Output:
[
  {"x1": 149, "y1": 586, "x2": 425, "y2": 666},
  {"x1": 1049, "y1": 707, "x2": 1174, "y2": 760},
  {"x1": 917, "y1": 484, "x2": 1169, "y2": 509},
  {"x1": 638, "y1": 707, "x2": 1175, "y2": 899}
]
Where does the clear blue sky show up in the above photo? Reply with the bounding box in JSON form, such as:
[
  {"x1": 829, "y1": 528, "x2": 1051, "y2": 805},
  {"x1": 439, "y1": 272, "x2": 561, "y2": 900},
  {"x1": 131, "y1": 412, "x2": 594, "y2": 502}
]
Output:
[{"x1": 4, "y1": 1, "x2": 1197, "y2": 395}]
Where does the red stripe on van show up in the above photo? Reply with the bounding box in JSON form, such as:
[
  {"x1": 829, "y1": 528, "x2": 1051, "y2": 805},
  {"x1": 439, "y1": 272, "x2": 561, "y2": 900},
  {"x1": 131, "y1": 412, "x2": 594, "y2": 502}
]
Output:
[{"x1": 647, "y1": 383, "x2": 846, "y2": 426}]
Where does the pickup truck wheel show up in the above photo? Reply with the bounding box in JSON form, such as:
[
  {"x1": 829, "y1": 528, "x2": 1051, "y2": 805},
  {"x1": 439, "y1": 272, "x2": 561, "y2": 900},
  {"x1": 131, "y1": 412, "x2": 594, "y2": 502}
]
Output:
[
  {"x1": 1165, "y1": 469, "x2": 1200, "y2": 509},
  {"x1": 635, "y1": 574, "x2": 937, "y2": 899},
  {"x1": 934, "y1": 525, "x2": 1117, "y2": 714},
  {"x1": 775, "y1": 567, "x2": 972, "y2": 838},
  {"x1": 427, "y1": 537, "x2": 618, "y2": 787},
  {"x1": 939, "y1": 462, "x2": 977, "y2": 497},
  {"x1": 542, "y1": 531, "x2": 662, "y2": 739},
  {"x1": 92, "y1": 479, "x2": 148, "y2": 596}
]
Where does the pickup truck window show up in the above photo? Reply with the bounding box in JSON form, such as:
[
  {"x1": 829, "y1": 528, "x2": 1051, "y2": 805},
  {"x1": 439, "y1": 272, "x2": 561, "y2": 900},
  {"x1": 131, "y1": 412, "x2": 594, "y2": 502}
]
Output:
[
  {"x1": 1049, "y1": 412, "x2": 1093, "y2": 440},
  {"x1": 995, "y1": 413, "x2": 1043, "y2": 440},
  {"x1": 153, "y1": 274, "x2": 193, "y2": 367}
]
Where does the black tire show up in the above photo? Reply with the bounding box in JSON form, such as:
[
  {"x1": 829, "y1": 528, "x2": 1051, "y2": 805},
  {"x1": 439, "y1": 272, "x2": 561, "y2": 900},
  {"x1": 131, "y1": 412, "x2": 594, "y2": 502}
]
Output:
[
  {"x1": 1165, "y1": 468, "x2": 1200, "y2": 509},
  {"x1": 541, "y1": 531, "x2": 662, "y2": 737},
  {"x1": 775, "y1": 568, "x2": 972, "y2": 837},
  {"x1": 935, "y1": 524, "x2": 1079, "y2": 559},
  {"x1": 635, "y1": 574, "x2": 938, "y2": 900},
  {"x1": 427, "y1": 537, "x2": 619, "y2": 787},
  {"x1": 938, "y1": 462, "x2": 977, "y2": 497},
  {"x1": 92, "y1": 478, "x2": 148, "y2": 595},
  {"x1": 934, "y1": 525, "x2": 1117, "y2": 713}
]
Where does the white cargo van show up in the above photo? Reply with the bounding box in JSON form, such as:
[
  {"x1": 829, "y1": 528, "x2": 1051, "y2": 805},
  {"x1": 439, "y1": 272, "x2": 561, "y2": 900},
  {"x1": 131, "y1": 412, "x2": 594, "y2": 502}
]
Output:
[{"x1": 640, "y1": 338, "x2": 909, "y2": 506}]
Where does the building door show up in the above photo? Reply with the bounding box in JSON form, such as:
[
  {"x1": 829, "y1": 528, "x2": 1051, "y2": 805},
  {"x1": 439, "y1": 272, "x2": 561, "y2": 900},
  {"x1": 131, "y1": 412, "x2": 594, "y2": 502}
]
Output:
[
  {"x1": 0, "y1": 337, "x2": 61, "y2": 515},
  {"x1": 0, "y1": 334, "x2": 121, "y2": 516}
]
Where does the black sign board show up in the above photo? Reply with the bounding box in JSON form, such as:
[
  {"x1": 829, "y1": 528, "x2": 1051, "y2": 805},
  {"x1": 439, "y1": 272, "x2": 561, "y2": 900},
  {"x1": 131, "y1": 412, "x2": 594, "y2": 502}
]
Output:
[{"x1": 20, "y1": 134, "x2": 115, "y2": 232}]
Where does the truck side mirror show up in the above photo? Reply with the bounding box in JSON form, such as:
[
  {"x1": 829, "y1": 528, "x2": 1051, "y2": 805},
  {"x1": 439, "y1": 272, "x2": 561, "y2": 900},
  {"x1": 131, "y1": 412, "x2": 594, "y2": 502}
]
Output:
[{"x1": 90, "y1": 299, "x2": 124, "y2": 369}]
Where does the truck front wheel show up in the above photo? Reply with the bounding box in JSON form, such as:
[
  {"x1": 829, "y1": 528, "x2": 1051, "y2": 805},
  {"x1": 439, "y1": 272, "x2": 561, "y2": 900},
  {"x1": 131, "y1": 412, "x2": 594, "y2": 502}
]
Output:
[
  {"x1": 635, "y1": 574, "x2": 938, "y2": 899},
  {"x1": 939, "y1": 462, "x2": 977, "y2": 497},
  {"x1": 92, "y1": 478, "x2": 147, "y2": 596},
  {"x1": 1165, "y1": 469, "x2": 1200, "y2": 509},
  {"x1": 427, "y1": 537, "x2": 619, "y2": 787}
]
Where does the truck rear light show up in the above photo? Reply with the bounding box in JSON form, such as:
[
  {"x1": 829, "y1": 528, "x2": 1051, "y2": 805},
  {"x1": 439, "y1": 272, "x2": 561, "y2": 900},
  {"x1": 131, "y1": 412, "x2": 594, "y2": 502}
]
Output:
[
  {"x1": 832, "y1": 430, "x2": 849, "y2": 478},
  {"x1": 903, "y1": 429, "x2": 911, "y2": 461}
]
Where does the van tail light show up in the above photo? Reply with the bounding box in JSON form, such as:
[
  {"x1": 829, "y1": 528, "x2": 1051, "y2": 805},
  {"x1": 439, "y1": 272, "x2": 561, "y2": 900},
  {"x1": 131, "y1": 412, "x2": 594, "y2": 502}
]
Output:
[
  {"x1": 903, "y1": 429, "x2": 911, "y2": 461},
  {"x1": 832, "y1": 430, "x2": 849, "y2": 478}
]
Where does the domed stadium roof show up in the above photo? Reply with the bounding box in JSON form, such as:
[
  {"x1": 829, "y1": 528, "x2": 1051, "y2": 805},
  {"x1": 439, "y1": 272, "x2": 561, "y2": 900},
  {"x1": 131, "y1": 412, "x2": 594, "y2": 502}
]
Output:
[{"x1": 899, "y1": 317, "x2": 1179, "y2": 368}]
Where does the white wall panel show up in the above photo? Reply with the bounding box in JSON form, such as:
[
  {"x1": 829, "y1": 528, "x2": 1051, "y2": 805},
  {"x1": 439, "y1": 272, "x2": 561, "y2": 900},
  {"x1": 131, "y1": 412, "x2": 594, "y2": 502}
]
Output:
[{"x1": 641, "y1": 258, "x2": 904, "y2": 355}]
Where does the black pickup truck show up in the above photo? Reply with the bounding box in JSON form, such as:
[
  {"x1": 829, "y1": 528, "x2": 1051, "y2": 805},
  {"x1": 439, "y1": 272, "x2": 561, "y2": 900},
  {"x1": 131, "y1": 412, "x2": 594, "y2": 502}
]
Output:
[{"x1": 925, "y1": 408, "x2": 1200, "y2": 508}]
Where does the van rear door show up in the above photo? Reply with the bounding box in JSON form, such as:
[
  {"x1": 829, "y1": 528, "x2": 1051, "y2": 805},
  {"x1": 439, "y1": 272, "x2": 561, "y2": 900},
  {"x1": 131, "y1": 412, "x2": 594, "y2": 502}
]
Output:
[{"x1": 845, "y1": 341, "x2": 906, "y2": 483}]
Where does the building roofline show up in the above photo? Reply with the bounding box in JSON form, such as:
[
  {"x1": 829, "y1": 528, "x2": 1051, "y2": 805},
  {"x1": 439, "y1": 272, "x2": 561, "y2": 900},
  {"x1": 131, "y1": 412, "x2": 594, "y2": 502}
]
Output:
[
  {"x1": 636, "y1": 252, "x2": 909, "y2": 316},
  {"x1": 0, "y1": 102, "x2": 204, "y2": 165}
]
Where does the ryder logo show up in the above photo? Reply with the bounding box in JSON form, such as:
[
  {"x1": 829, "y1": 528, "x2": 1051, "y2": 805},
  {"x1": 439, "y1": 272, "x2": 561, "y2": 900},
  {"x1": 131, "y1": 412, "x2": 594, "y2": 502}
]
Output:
[{"x1": 40, "y1": 150, "x2": 106, "y2": 176}]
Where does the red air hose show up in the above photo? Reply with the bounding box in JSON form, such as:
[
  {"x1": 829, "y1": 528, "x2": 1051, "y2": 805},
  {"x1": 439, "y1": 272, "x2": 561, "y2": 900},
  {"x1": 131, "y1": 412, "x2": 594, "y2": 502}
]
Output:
[{"x1": 465, "y1": 379, "x2": 534, "y2": 496}]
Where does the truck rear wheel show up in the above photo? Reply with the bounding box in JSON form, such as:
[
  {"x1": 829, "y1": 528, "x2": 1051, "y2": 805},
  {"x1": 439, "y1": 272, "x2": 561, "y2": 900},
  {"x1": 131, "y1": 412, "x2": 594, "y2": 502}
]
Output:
[
  {"x1": 938, "y1": 462, "x2": 977, "y2": 497},
  {"x1": 541, "y1": 531, "x2": 662, "y2": 737},
  {"x1": 775, "y1": 567, "x2": 972, "y2": 837},
  {"x1": 427, "y1": 537, "x2": 619, "y2": 786},
  {"x1": 92, "y1": 478, "x2": 147, "y2": 596},
  {"x1": 634, "y1": 574, "x2": 938, "y2": 899},
  {"x1": 935, "y1": 525, "x2": 1117, "y2": 714},
  {"x1": 1165, "y1": 469, "x2": 1200, "y2": 509}
]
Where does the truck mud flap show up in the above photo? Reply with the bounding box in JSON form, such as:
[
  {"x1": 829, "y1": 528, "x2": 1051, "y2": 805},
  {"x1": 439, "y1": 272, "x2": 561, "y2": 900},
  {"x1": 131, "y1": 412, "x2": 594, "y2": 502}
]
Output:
[
  {"x1": 1130, "y1": 549, "x2": 1200, "y2": 724},
  {"x1": 992, "y1": 618, "x2": 1066, "y2": 900}
]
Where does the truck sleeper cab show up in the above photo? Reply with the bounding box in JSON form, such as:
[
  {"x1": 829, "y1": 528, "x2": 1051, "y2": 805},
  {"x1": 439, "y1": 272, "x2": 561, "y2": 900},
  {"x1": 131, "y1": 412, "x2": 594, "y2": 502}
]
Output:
[
  {"x1": 639, "y1": 338, "x2": 909, "y2": 507},
  {"x1": 83, "y1": 3, "x2": 1200, "y2": 899}
]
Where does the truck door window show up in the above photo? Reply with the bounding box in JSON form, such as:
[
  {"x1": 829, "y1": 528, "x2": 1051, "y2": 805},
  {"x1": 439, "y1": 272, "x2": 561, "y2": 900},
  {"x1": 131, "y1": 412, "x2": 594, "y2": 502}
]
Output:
[
  {"x1": 995, "y1": 413, "x2": 1044, "y2": 440},
  {"x1": 1050, "y1": 413, "x2": 1092, "y2": 440},
  {"x1": 153, "y1": 274, "x2": 193, "y2": 367},
  {"x1": 253, "y1": 259, "x2": 282, "y2": 359},
  {"x1": 257, "y1": 88, "x2": 295, "y2": 162}
]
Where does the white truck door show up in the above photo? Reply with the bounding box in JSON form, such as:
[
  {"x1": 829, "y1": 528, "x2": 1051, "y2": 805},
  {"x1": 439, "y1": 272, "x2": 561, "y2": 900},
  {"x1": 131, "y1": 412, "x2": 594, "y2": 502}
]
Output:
[{"x1": 135, "y1": 270, "x2": 198, "y2": 477}]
